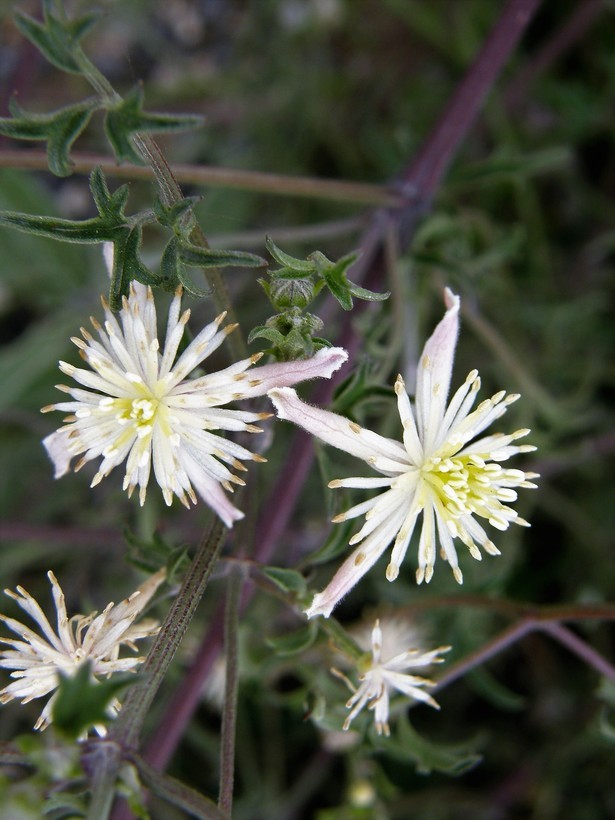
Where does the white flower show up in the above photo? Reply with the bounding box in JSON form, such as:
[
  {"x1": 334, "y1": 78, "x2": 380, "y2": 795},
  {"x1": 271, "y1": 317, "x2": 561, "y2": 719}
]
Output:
[
  {"x1": 0, "y1": 569, "x2": 165, "y2": 732},
  {"x1": 42, "y1": 283, "x2": 347, "y2": 527},
  {"x1": 269, "y1": 287, "x2": 538, "y2": 617},
  {"x1": 334, "y1": 619, "x2": 449, "y2": 736}
]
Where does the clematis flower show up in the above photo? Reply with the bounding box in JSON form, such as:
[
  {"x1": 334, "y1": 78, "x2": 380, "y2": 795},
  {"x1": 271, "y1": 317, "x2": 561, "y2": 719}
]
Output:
[
  {"x1": 42, "y1": 283, "x2": 347, "y2": 527},
  {"x1": 269, "y1": 288, "x2": 538, "y2": 617},
  {"x1": 0, "y1": 569, "x2": 165, "y2": 732},
  {"x1": 333, "y1": 618, "x2": 449, "y2": 736}
]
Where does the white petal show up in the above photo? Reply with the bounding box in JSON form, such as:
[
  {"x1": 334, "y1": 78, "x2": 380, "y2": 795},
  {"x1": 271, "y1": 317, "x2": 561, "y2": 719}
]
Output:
[
  {"x1": 239, "y1": 347, "x2": 348, "y2": 399},
  {"x1": 269, "y1": 388, "x2": 408, "y2": 468},
  {"x1": 415, "y1": 287, "x2": 460, "y2": 452}
]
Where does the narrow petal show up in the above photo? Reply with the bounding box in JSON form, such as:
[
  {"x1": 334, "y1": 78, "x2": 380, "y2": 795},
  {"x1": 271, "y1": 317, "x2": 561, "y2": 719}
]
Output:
[
  {"x1": 415, "y1": 287, "x2": 460, "y2": 451},
  {"x1": 240, "y1": 347, "x2": 348, "y2": 399},
  {"x1": 269, "y1": 388, "x2": 408, "y2": 468}
]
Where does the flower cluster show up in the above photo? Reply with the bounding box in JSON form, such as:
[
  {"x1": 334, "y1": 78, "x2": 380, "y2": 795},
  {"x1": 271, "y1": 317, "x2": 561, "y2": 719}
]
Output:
[
  {"x1": 270, "y1": 288, "x2": 538, "y2": 617},
  {"x1": 0, "y1": 569, "x2": 165, "y2": 732},
  {"x1": 42, "y1": 283, "x2": 346, "y2": 527},
  {"x1": 28, "y1": 280, "x2": 539, "y2": 740}
]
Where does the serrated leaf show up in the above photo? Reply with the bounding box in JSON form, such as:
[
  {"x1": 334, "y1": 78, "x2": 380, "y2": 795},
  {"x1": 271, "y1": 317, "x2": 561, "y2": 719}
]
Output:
[
  {"x1": 0, "y1": 99, "x2": 97, "y2": 176},
  {"x1": 15, "y1": 7, "x2": 101, "y2": 75},
  {"x1": 263, "y1": 567, "x2": 307, "y2": 595},
  {"x1": 109, "y1": 225, "x2": 161, "y2": 308},
  {"x1": 89, "y1": 166, "x2": 130, "y2": 222},
  {"x1": 104, "y1": 85, "x2": 204, "y2": 164},
  {"x1": 153, "y1": 195, "x2": 200, "y2": 231},
  {"x1": 266, "y1": 236, "x2": 316, "y2": 272},
  {"x1": 266, "y1": 622, "x2": 318, "y2": 657}
]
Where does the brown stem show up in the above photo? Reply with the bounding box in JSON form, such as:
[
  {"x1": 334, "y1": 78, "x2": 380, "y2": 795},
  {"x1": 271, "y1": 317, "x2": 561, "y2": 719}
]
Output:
[{"x1": 0, "y1": 149, "x2": 402, "y2": 207}]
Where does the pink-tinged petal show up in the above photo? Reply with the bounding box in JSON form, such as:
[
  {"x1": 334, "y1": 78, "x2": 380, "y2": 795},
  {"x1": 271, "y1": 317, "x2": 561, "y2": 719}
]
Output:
[
  {"x1": 269, "y1": 387, "x2": 408, "y2": 467},
  {"x1": 415, "y1": 287, "x2": 460, "y2": 452},
  {"x1": 239, "y1": 347, "x2": 348, "y2": 399},
  {"x1": 180, "y1": 450, "x2": 244, "y2": 528},
  {"x1": 305, "y1": 509, "x2": 407, "y2": 618},
  {"x1": 42, "y1": 430, "x2": 74, "y2": 478}
]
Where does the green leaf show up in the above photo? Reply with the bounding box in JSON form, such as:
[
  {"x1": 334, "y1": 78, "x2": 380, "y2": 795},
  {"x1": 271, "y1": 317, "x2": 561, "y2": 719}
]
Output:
[
  {"x1": 466, "y1": 666, "x2": 526, "y2": 711},
  {"x1": 263, "y1": 567, "x2": 307, "y2": 595},
  {"x1": 153, "y1": 195, "x2": 201, "y2": 231},
  {"x1": 15, "y1": 5, "x2": 101, "y2": 75},
  {"x1": 378, "y1": 715, "x2": 482, "y2": 776},
  {"x1": 266, "y1": 236, "x2": 316, "y2": 272},
  {"x1": 0, "y1": 210, "x2": 121, "y2": 243},
  {"x1": 347, "y1": 281, "x2": 390, "y2": 302},
  {"x1": 109, "y1": 225, "x2": 162, "y2": 308},
  {"x1": 247, "y1": 325, "x2": 287, "y2": 347},
  {"x1": 266, "y1": 621, "x2": 318, "y2": 657},
  {"x1": 104, "y1": 85, "x2": 205, "y2": 164},
  {"x1": 175, "y1": 263, "x2": 215, "y2": 299},
  {"x1": 0, "y1": 98, "x2": 97, "y2": 176},
  {"x1": 178, "y1": 243, "x2": 266, "y2": 269},
  {"x1": 52, "y1": 662, "x2": 138, "y2": 741},
  {"x1": 322, "y1": 270, "x2": 354, "y2": 310}
]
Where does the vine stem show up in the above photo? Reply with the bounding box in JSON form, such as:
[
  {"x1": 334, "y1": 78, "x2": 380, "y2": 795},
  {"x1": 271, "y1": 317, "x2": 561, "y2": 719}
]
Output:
[
  {"x1": 86, "y1": 518, "x2": 225, "y2": 819},
  {"x1": 432, "y1": 613, "x2": 615, "y2": 696},
  {"x1": 0, "y1": 149, "x2": 403, "y2": 207}
]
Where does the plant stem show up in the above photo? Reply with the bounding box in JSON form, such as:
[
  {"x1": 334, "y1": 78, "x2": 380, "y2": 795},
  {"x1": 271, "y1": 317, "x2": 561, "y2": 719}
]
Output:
[
  {"x1": 218, "y1": 568, "x2": 242, "y2": 815},
  {"x1": 65, "y1": 33, "x2": 244, "y2": 355},
  {"x1": 0, "y1": 149, "x2": 403, "y2": 207},
  {"x1": 112, "y1": 517, "x2": 226, "y2": 751},
  {"x1": 537, "y1": 621, "x2": 615, "y2": 681}
]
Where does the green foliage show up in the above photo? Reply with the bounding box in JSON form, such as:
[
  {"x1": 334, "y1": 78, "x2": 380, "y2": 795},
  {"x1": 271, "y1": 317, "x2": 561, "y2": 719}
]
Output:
[
  {"x1": 250, "y1": 237, "x2": 388, "y2": 359},
  {"x1": 0, "y1": 98, "x2": 97, "y2": 177},
  {"x1": 14, "y1": 2, "x2": 100, "y2": 75},
  {"x1": 376, "y1": 716, "x2": 482, "y2": 776},
  {"x1": 52, "y1": 662, "x2": 137, "y2": 741},
  {"x1": 104, "y1": 85, "x2": 205, "y2": 165}
]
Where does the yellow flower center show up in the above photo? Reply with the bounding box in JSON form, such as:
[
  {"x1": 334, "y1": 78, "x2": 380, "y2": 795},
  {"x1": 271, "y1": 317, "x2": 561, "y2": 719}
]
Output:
[{"x1": 420, "y1": 452, "x2": 509, "y2": 522}]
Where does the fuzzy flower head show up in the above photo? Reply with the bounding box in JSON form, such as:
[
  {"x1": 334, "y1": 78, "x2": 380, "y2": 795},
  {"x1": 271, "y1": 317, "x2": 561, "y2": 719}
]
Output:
[
  {"x1": 333, "y1": 618, "x2": 449, "y2": 736},
  {"x1": 0, "y1": 569, "x2": 165, "y2": 732},
  {"x1": 42, "y1": 283, "x2": 347, "y2": 527},
  {"x1": 269, "y1": 288, "x2": 538, "y2": 617}
]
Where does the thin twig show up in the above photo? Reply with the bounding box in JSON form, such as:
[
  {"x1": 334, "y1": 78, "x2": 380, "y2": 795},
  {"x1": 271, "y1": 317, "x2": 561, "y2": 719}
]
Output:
[
  {"x1": 537, "y1": 621, "x2": 615, "y2": 682},
  {"x1": 218, "y1": 568, "x2": 242, "y2": 816},
  {"x1": 0, "y1": 149, "x2": 403, "y2": 207},
  {"x1": 504, "y1": 0, "x2": 605, "y2": 110}
]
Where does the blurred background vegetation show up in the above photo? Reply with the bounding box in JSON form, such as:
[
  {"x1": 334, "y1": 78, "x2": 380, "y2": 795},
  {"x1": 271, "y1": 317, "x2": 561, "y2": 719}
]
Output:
[{"x1": 0, "y1": 1, "x2": 614, "y2": 818}]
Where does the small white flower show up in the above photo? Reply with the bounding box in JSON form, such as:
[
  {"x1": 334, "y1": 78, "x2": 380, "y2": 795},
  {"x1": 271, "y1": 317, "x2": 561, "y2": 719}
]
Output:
[
  {"x1": 0, "y1": 569, "x2": 165, "y2": 731},
  {"x1": 334, "y1": 619, "x2": 449, "y2": 736},
  {"x1": 42, "y1": 283, "x2": 347, "y2": 527},
  {"x1": 269, "y1": 287, "x2": 538, "y2": 617}
]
